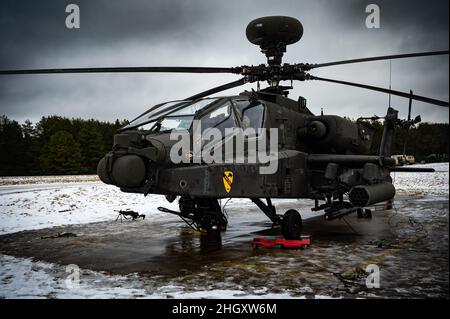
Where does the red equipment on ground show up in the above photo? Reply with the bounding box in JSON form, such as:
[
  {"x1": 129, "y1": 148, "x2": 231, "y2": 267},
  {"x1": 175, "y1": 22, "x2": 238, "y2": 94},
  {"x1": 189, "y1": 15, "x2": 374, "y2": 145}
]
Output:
[{"x1": 251, "y1": 236, "x2": 311, "y2": 249}]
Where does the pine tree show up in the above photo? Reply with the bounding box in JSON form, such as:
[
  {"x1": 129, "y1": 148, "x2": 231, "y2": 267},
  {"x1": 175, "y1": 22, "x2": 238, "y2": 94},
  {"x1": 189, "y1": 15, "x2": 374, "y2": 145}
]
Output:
[
  {"x1": 0, "y1": 116, "x2": 28, "y2": 175},
  {"x1": 39, "y1": 131, "x2": 82, "y2": 175},
  {"x1": 78, "y1": 122, "x2": 105, "y2": 173}
]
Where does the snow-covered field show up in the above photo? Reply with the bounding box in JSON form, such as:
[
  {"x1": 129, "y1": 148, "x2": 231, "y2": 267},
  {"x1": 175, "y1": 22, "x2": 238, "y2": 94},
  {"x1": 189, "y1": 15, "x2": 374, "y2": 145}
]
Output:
[
  {"x1": 0, "y1": 182, "x2": 179, "y2": 235},
  {"x1": 0, "y1": 162, "x2": 448, "y2": 299},
  {"x1": 392, "y1": 162, "x2": 449, "y2": 197},
  {"x1": 1, "y1": 252, "x2": 318, "y2": 299},
  {"x1": 0, "y1": 175, "x2": 99, "y2": 186}
]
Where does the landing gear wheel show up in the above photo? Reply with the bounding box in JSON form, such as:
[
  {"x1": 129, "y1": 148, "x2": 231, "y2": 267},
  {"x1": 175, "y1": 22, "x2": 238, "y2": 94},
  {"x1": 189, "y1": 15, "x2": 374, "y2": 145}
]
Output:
[{"x1": 281, "y1": 209, "x2": 303, "y2": 239}]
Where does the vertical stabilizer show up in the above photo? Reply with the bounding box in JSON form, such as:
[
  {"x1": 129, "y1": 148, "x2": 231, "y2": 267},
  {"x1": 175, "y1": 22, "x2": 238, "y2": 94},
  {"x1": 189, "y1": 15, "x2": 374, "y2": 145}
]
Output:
[{"x1": 379, "y1": 107, "x2": 398, "y2": 157}]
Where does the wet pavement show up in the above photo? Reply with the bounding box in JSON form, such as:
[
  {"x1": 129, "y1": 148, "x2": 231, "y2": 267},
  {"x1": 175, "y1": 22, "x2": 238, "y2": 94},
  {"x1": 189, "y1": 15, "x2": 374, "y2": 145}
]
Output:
[{"x1": 0, "y1": 195, "x2": 448, "y2": 298}]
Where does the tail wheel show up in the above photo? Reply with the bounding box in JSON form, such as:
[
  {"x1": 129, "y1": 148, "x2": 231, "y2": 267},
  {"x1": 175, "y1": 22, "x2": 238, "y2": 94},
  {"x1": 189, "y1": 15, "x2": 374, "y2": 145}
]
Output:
[{"x1": 281, "y1": 209, "x2": 303, "y2": 239}]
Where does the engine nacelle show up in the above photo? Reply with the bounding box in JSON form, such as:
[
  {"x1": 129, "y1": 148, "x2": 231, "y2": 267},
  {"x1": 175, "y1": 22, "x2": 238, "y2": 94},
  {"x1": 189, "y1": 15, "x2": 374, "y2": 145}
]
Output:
[{"x1": 298, "y1": 115, "x2": 373, "y2": 154}]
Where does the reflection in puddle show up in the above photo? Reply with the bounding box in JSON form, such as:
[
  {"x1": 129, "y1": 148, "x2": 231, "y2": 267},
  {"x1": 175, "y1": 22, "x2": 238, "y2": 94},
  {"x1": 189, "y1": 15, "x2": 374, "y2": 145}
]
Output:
[
  {"x1": 200, "y1": 230, "x2": 222, "y2": 253},
  {"x1": 165, "y1": 227, "x2": 223, "y2": 255}
]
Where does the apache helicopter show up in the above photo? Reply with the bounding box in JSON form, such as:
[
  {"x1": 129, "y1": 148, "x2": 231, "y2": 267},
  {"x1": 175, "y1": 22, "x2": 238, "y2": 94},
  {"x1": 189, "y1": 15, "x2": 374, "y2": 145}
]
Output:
[{"x1": 1, "y1": 16, "x2": 448, "y2": 239}]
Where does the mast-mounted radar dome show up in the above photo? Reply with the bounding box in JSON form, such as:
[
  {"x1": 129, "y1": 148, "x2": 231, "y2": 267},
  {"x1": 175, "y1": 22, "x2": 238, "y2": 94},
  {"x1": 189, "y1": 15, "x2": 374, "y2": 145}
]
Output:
[{"x1": 246, "y1": 16, "x2": 303, "y2": 65}]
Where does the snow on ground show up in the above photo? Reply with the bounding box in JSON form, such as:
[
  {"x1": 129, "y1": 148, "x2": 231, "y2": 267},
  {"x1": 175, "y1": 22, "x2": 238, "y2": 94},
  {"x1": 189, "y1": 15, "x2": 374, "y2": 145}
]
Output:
[
  {"x1": 0, "y1": 183, "x2": 181, "y2": 235},
  {"x1": 0, "y1": 162, "x2": 447, "y2": 299},
  {"x1": 0, "y1": 254, "x2": 311, "y2": 299},
  {"x1": 392, "y1": 162, "x2": 449, "y2": 197},
  {"x1": 0, "y1": 175, "x2": 99, "y2": 186},
  {"x1": 0, "y1": 254, "x2": 146, "y2": 299}
]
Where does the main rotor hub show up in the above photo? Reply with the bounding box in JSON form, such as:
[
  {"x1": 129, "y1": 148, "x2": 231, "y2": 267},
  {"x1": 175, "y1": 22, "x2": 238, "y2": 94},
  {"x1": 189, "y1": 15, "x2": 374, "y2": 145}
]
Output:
[{"x1": 246, "y1": 16, "x2": 303, "y2": 65}]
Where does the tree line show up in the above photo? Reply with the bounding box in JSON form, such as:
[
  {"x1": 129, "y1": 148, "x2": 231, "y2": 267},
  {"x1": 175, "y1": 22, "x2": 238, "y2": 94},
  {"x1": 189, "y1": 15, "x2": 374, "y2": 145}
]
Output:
[
  {"x1": 365, "y1": 120, "x2": 449, "y2": 160},
  {"x1": 0, "y1": 115, "x2": 126, "y2": 176},
  {"x1": 0, "y1": 115, "x2": 448, "y2": 176}
]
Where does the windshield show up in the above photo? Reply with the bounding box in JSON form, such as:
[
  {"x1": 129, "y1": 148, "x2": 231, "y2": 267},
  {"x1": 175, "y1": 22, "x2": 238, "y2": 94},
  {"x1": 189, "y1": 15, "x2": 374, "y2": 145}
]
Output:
[
  {"x1": 158, "y1": 115, "x2": 195, "y2": 131},
  {"x1": 233, "y1": 100, "x2": 265, "y2": 131},
  {"x1": 199, "y1": 101, "x2": 236, "y2": 135},
  {"x1": 122, "y1": 98, "x2": 219, "y2": 131},
  {"x1": 124, "y1": 100, "x2": 187, "y2": 129}
]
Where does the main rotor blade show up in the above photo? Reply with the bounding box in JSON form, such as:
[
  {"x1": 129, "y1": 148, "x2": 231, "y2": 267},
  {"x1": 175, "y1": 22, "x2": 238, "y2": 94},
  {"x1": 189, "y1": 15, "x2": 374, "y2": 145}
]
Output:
[
  {"x1": 308, "y1": 50, "x2": 449, "y2": 70},
  {"x1": 307, "y1": 75, "x2": 449, "y2": 107},
  {"x1": 187, "y1": 77, "x2": 248, "y2": 100},
  {"x1": 0, "y1": 66, "x2": 240, "y2": 75}
]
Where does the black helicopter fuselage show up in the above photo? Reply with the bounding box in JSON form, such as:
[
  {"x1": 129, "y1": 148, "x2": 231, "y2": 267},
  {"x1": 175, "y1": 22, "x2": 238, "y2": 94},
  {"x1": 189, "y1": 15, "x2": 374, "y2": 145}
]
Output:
[{"x1": 97, "y1": 89, "x2": 394, "y2": 209}]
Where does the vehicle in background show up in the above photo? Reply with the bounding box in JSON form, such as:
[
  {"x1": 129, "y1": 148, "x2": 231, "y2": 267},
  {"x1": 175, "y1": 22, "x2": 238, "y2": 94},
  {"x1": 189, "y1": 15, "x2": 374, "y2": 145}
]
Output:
[
  {"x1": 391, "y1": 155, "x2": 415, "y2": 165},
  {"x1": 405, "y1": 155, "x2": 416, "y2": 165}
]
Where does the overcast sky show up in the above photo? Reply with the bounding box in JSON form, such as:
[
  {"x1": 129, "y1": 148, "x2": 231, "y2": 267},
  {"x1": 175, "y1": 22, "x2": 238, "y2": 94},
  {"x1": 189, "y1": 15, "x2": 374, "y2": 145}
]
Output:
[{"x1": 0, "y1": 0, "x2": 448, "y2": 124}]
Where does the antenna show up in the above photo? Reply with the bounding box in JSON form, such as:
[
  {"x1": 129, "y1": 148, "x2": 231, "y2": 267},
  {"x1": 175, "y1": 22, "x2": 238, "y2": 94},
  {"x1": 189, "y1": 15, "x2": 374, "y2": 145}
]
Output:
[
  {"x1": 388, "y1": 60, "x2": 392, "y2": 107},
  {"x1": 407, "y1": 89, "x2": 412, "y2": 122}
]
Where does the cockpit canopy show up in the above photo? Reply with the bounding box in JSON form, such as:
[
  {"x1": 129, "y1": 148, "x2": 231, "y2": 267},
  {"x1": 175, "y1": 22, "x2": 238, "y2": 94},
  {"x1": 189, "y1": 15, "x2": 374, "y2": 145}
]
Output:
[{"x1": 120, "y1": 97, "x2": 265, "y2": 134}]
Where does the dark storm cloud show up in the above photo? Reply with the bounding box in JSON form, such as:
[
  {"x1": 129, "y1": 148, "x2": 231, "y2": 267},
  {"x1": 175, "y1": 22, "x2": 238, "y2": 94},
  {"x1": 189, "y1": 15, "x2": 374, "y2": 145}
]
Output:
[
  {"x1": 0, "y1": 0, "x2": 448, "y2": 124},
  {"x1": 343, "y1": 0, "x2": 449, "y2": 50},
  {"x1": 0, "y1": 0, "x2": 220, "y2": 67}
]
